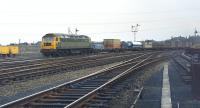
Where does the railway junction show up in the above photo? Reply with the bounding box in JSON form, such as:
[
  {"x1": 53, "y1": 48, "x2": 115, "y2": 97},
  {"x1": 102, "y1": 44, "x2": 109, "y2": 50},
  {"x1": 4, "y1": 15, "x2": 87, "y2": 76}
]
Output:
[
  {"x1": 1, "y1": 0, "x2": 200, "y2": 107},
  {"x1": 0, "y1": 50, "x2": 199, "y2": 108}
]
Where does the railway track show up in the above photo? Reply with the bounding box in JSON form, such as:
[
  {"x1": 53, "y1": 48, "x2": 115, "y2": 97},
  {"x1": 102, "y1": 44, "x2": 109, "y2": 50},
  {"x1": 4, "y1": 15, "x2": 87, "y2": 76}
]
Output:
[
  {"x1": 173, "y1": 53, "x2": 192, "y2": 84},
  {"x1": 0, "y1": 52, "x2": 140, "y2": 69},
  {"x1": 181, "y1": 52, "x2": 191, "y2": 63},
  {"x1": 173, "y1": 53, "x2": 191, "y2": 72},
  {"x1": 0, "y1": 52, "x2": 125, "y2": 69},
  {"x1": 66, "y1": 55, "x2": 165, "y2": 108},
  {"x1": 0, "y1": 52, "x2": 167, "y2": 108},
  {"x1": 0, "y1": 53, "x2": 125, "y2": 72},
  {"x1": 0, "y1": 52, "x2": 147, "y2": 85}
]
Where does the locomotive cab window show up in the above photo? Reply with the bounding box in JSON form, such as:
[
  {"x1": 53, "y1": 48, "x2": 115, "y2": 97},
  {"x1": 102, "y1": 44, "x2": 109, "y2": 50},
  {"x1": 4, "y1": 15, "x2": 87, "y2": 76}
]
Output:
[{"x1": 43, "y1": 36, "x2": 54, "y2": 42}]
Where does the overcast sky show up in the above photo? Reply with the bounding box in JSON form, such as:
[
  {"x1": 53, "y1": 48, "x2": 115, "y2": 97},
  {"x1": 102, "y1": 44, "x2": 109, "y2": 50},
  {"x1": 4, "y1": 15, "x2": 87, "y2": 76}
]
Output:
[{"x1": 0, "y1": 0, "x2": 200, "y2": 45}]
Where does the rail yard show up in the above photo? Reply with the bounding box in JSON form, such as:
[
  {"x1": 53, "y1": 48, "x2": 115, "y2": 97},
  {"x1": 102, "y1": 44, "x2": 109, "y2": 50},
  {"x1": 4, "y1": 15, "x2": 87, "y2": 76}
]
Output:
[
  {"x1": 1, "y1": 0, "x2": 200, "y2": 107},
  {"x1": 0, "y1": 31, "x2": 200, "y2": 108},
  {"x1": 0, "y1": 47, "x2": 199, "y2": 108}
]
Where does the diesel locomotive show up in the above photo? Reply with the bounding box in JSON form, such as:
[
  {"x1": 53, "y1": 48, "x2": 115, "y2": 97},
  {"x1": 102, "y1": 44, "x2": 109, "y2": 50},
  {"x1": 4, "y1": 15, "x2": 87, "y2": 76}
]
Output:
[{"x1": 40, "y1": 33, "x2": 92, "y2": 56}]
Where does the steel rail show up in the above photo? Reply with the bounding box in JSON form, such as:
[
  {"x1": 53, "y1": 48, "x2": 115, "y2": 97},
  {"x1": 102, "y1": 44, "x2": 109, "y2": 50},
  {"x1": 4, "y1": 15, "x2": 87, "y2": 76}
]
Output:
[
  {"x1": 130, "y1": 87, "x2": 144, "y2": 108},
  {"x1": 0, "y1": 52, "x2": 126, "y2": 69},
  {"x1": 0, "y1": 53, "x2": 153, "y2": 108},
  {"x1": 0, "y1": 52, "x2": 138, "y2": 72},
  {"x1": 0, "y1": 53, "x2": 146, "y2": 85},
  {"x1": 181, "y1": 52, "x2": 191, "y2": 63},
  {"x1": 66, "y1": 55, "x2": 166, "y2": 108},
  {"x1": 0, "y1": 52, "x2": 144, "y2": 73},
  {"x1": 0, "y1": 54, "x2": 145, "y2": 78},
  {"x1": 64, "y1": 54, "x2": 154, "y2": 108},
  {"x1": 172, "y1": 57, "x2": 189, "y2": 72}
]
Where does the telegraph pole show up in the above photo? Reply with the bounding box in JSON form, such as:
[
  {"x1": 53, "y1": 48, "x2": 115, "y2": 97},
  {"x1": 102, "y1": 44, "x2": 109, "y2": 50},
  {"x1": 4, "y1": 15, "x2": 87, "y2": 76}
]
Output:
[
  {"x1": 131, "y1": 24, "x2": 140, "y2": 42},
  {"x1": 194, "y1": 28, "x2": 198, "y2": 36},
  {"x1": 68, "y1": 27, "x2": 79, "y2": 35},
  {"x1": 75, "y1": 28, "x2": 79, "y2": 35}
]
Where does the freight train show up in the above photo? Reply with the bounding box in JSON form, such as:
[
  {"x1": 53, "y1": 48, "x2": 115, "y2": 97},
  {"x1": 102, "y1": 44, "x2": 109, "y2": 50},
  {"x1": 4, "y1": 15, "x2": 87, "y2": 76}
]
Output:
[
  {"x1": 42, "y1": 33, "x2": 188, "y2": 56},
  {"x1": 42, "y1": 33, "x2": 182, "y2": 56},
  {"x1": 40, "y1": 33, "x2": 125, "y2": 56}
]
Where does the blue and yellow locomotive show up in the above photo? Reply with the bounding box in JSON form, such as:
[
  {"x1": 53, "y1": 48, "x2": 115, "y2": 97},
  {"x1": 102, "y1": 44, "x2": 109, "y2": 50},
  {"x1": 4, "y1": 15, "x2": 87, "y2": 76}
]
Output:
[{"x1": 40, "y1": 33, "x2": 92, "y2": 56}]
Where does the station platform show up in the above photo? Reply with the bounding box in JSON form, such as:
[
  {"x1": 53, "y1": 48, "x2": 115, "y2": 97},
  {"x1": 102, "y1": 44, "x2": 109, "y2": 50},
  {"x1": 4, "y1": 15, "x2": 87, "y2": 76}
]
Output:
[{"x1": 135, "y1": 60, "x2": 200, "y2": 108}]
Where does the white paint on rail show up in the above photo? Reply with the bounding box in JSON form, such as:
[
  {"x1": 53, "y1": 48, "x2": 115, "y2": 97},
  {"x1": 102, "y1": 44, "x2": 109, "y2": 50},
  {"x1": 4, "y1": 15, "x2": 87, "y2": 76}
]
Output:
[{"x1": 161, "y1": 63, "x2": 172, "y2": 108}]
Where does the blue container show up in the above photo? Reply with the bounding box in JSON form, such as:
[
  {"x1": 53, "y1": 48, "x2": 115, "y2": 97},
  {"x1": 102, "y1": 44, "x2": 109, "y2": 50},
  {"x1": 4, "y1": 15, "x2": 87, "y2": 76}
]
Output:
[{"x1": 91, "y1": 42, "x2": 104, "y2": 49}]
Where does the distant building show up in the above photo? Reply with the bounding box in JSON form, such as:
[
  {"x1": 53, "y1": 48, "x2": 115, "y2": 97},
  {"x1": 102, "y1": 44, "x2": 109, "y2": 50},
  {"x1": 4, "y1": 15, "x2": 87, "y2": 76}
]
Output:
[
  {"x1": 19, "y1": 42, "x2": 29, "y2": 46},
  {"x1": 140, "y1": 35, "x2": 200, "y2": 49},
  {"x1": 188, "y1": 35, "x2": 200, "y2": 48},
  {"x1": 36, "y1": 41, "x2": 41, "y2": 46}
]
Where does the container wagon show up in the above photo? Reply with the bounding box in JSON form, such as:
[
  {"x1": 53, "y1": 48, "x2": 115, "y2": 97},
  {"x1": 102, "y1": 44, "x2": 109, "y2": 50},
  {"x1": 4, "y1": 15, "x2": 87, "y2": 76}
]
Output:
[
  {"x1": 91, "y1": 42, "x2": 104, "y2": 49},
  {"x1": 121, "y1": 41, "x2": 133, "y2": 49},
  {"x1": 91, "y1": 42, "x2": 104, "y2": 53},
  {"x1": 103, "y1": 39, "x2": 121, "y2": 52}
]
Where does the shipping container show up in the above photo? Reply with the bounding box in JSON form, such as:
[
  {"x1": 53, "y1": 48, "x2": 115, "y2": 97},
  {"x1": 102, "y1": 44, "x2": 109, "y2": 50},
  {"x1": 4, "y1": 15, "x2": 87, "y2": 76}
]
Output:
[
  {"x1": 103, "y1": 39, "x2": 121, "y2": 49},
  {"x1": 91, "y1": 42, "x2": 104, "y2": 49}
]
